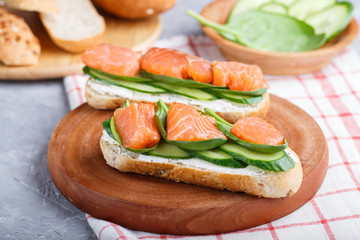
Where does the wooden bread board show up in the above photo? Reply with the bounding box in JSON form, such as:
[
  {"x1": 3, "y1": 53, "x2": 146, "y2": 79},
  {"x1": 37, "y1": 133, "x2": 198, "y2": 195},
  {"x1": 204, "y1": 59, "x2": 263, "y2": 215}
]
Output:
[
  {"x1": 0, "y1": 11, "x2": 162, "y2": 80},
  {"x1": 47, "y1": 95, "x2": 329, "y2": 235}
]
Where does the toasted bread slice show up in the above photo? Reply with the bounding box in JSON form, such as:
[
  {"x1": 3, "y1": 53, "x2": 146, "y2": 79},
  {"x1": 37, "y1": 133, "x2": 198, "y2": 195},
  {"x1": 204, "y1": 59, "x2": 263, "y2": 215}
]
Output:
[{"x1": 39, "y1": 0, "x2": 105, "y2": 53}]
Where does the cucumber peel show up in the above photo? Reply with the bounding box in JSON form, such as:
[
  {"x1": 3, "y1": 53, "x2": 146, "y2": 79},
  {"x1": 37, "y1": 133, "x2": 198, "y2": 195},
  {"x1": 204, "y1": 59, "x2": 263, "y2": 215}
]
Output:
[
  {"x1": 155, "y1": 100, "x2": 227, "y2": 150},
  {"x1": 183, "y1": 148, "x2": 248, "y2": 168},
  {"x1": 206, "y1": 87, "x2": 266, "y2": 96},
  {"x1": 145, "y1": 141, "x2": 191, "y2": 159},
  {"x1": 209, "y1": 91, "x2": 263, "y2": 104},
  {"x1": 85, "y1": 66, "x2": 168, "y2": 94},
  {"x1": 141, "y1": 70, "x2": 223, "y2": 89},
  {"x1": 149, "y1": 82, "x2": 217, "y2": 101},
  {"x1": 219, "y1": 143, "x2": 295, "y2": 172},
  {"x1": 83, "y1": 66, "x2": 152, "y2": 83}
]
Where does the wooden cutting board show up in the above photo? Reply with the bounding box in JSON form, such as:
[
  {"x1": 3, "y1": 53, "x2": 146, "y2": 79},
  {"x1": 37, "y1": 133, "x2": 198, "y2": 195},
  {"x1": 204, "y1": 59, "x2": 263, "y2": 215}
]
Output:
[
  {"x1": 0, "y1": 11, "x2": 161, "y2": 80},
  {"x1": 48, "y1": 95, "x2": 329, "y2": 235}
]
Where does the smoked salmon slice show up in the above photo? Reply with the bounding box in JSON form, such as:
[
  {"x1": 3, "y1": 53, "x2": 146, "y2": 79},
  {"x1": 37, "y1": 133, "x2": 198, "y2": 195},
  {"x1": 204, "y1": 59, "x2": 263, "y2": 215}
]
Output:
[
  {"x1": 230, "y1": 117, "x2": 284, "y2": 145},
  {"x1": 185, "y1": 54, "x2": 213, "y2": 83},
  {"x1": 212, "y1": 61, "x2": 269, "y2": 91},
  {"x1": 81, "y1": 43, "x2": 141, "y2": 77},
  {"x1": 167, "y1": 102, "x2": 227, "y2": 141},
  {"x1": 141, "y1": 47, "x2": 213, "y2": 83},
  {"x1": 141, "y1": 47, "x2": 189, "y2": 79},
  {"x1": 114, "y1": 102, "x2": 160, "y2": 149}
]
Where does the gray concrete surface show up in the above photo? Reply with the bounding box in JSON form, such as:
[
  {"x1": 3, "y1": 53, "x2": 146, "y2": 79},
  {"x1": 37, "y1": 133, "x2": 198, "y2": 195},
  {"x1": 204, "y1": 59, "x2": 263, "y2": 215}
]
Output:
[{"x1": 0, "y1": 0, "x2": 359, "y2": 239}]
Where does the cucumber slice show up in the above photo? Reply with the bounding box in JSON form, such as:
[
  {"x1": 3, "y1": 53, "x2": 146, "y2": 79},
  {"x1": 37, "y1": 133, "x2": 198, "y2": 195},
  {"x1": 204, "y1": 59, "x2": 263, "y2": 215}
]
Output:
[
  {"x1": 84, "y1": 66, "x2": 167, "y2": 94},
  {"x1": 206, "y1": 87, "x2": 266, "y2": 96},
  {"x1": 109, "y1": 116, "x2": 122, "y2": 144},
  {"x1": 217, "y1": 119, "x2": 288, "y2": 153},
  {"x1": 212, "y1": 92, "x2": 263, "y2": 104},
  {"x1": 83, "y1": 66, "x2": 152, "y2": 83},
  {"x1": 259, "y1": 2, "x2": 288, "y2": 15},
  {"x1": 141, "y1": 71, "x2": 223, "y2": 89},
  {"x1": 103, "y1": 119, "x2": 116, "y2": 141},
  {"x1": 204, "y1": 108, "x2": 288, "y2": 153},
  {"x1": 306, "y1": 2, "x2": 353, "y2": 41},
  {"x1": 228, "y1": 0, "x2": 271, "y2": 21},
  {"x1": 219, "y1": 143, "x2": 295, "y2": 171},
  {"x1": 123, "y1": 100, "x2": 130, "y2": 108},
  {"x1": 288, "y1": 0, "x2": 335, "y2": 20},
  {"x1": 274, "y1": 0, "x2": 296, "y2": 7},
  {"x1": 155, "y1": 100, "x2": 227, "y2": 151},
  {"x1": 96, "y1": 78, "x2": 167, "y2": 94},
  {"x1": 150, "y1": 82, "x2": 217, "y2": 101},
  {"x1": 146, "y1": 142, "x2": 191, "y2": 159},
  {"x1": 183, "y1": 148, "x2": 248, "y2": 168}
]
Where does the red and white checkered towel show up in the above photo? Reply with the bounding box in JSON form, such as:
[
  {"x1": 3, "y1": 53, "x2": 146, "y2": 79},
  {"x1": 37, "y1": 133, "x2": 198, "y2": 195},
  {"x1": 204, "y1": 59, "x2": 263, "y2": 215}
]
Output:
[{"x1": 64, "y1": 35, "x2": 360, "y2": 240}]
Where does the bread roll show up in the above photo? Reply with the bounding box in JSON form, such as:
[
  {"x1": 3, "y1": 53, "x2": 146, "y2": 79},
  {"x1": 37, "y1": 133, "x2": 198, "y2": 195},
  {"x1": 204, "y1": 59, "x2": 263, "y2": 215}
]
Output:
[
  {"x1": 92, "y1": 0, "x2": 176, "y2": 19},
  {"x1": 0, "y1": 7, "x2": 40, "y2": 65}
]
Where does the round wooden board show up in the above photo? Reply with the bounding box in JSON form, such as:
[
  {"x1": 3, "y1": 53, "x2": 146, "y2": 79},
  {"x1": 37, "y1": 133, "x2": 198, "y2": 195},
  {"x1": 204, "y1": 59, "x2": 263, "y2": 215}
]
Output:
[
  {"x1": 0, "y1": 11, "x2": 162, "y2": 80},
  {"x1": 48, "y1": 95, "x2": 329, "y2": 235}
]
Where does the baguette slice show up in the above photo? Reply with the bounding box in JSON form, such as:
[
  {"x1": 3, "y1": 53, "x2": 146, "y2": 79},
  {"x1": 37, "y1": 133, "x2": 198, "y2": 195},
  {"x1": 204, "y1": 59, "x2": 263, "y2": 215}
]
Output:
[
  {"x1": 0, "y1": 7, "x2": 40, "y2": 65},
  {"x1": 100, "y1": 131, "x2": 303, "y2": 198},
  {"x1": 85, "y1": 78, "x2": 270, "y2": 123},
  {"x1": 3, "y1": 0, "x2": 60, "y2": 13},
  {"x1": 39, "y1": 0, "x2": 105, "y2": 53}
]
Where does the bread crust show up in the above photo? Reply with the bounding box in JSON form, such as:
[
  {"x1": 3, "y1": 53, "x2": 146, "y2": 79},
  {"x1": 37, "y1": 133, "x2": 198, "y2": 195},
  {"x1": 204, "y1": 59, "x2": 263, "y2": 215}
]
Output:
[
  {"x1": 92, "y1": 0, "x2": 176, "y2": 19},
  {"x1": 0, "y1": 7, "x2": 40, "y2": 65},
  {"x1": 85, "y1": 80, "x2": 270, "y2": 123},
  {"x1": 39, "y1": 0, "x2": 105, "y2": 53},
  {"x1": 100, "y1": 133, "x2": 303, "y2": 198},
  {"x1": 4, "y1": 0, "x2": 60, "y2": 13},
  {"x1": 40, "y1": 24, "x2": 105, "y2": 53}
]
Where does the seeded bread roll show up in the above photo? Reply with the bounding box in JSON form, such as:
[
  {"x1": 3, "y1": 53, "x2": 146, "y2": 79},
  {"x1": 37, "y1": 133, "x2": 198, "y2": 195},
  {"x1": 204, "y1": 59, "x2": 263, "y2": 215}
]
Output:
[
  {"x1": 100, "y1": 131, "x2": 303, "y2": 198},
  {"x1": 0, "y1": 7, "x2": 40, "y2": 65},
  {"x1": 39, "y1": 0, "x2": 105, "y2": 53}
]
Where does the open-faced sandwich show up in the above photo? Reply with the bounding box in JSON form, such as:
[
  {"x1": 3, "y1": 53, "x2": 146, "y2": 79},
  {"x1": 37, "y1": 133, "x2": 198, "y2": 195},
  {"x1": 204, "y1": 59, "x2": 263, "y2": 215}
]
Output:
[
  {"x1": 100, "y1": 100, "x2": 303, "y2": 198},
  {"x1": 82, "y1": 44, "x2": 270, "y2": 123}
]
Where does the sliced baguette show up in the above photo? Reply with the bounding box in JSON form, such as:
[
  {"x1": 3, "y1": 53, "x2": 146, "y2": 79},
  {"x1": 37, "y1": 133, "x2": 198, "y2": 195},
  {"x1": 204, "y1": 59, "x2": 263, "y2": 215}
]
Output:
[
  {"x1": 85, "y1": 78, "x2": 270, "y2": 123},
  {"x1": 3, "y1": 0, "x2": 60, "y2": 13},
  {"x1": 39, "y1": 0, "x2": 105, "y2": 53},
  {"x1": 100, "y1": 131, "x2": 303, "y2": 198},
  {"x1": 0, "y1": 7, "x2": 40, "y2": 65}
]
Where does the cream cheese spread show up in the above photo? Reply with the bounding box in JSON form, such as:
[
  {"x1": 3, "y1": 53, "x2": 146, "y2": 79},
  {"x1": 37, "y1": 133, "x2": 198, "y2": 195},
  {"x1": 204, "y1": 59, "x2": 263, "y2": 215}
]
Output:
[
  {"x1": 102, "y1": 131, "x2": 298, "y2": 176},
  {"x1": 88, "y1": 79, "x2": 264, "y2": 113}
]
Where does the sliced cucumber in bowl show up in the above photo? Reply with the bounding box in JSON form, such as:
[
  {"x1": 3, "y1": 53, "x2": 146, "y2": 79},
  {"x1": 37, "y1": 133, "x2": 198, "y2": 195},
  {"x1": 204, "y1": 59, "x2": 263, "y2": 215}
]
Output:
[
  {"x1": 228, "y1": 0, "x2": 271, "y2": 22},
  {"x1": 288, "y1": 0, "x2": 336, "y2": 20},
  {"x1": 259, "y1": 2, "x2": 288, "y2": 15},
  {"x1": 306, "y1": 1, "x2": 354, "y2": 41}
]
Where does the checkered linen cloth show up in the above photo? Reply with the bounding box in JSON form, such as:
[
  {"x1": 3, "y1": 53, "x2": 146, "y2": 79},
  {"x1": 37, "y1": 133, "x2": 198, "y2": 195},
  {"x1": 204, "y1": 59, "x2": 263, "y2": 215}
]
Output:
[{"x1": 64, "y1": 35, "x2": 360, "y2": 240}]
